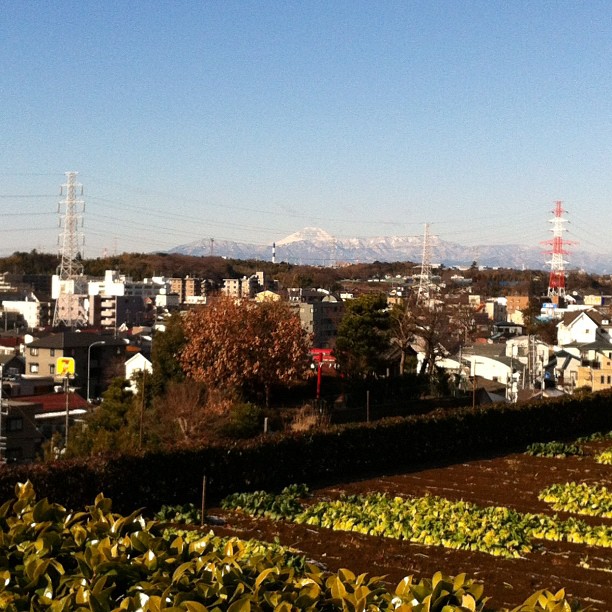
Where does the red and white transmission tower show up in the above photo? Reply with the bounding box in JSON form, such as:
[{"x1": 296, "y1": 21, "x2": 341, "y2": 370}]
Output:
[{"x1": 542, "y1": 201, "x2": 575, "y2": 299}]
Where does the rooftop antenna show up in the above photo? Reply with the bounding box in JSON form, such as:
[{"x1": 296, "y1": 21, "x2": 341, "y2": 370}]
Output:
[{"x1": 52, "y1": 171, "x2": 88, "y2": 328}]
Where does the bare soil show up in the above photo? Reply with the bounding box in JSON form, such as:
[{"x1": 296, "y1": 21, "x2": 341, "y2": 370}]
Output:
[{"x1": 208, "y1": 440, "x2": 612, "y2": 611}]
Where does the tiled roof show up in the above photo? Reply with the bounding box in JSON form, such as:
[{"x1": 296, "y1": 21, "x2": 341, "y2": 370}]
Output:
[
  {"x1": 17, "y1": 392, "x2": 88, "y2": 413},
  {"x1": 0, "y1": 354, "x2": 23, "y2": 366},
  {"x1": 28, "y1": 332, "x2": 126, "y2": 349}
]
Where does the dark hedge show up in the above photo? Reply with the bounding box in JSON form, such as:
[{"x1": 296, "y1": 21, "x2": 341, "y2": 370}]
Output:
[{"x1": 0, "y1": 391, "x2": 611, "y2": 513}]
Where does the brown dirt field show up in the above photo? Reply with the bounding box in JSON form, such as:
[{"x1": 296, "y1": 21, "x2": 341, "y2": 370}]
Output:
[{"x1": 208, "y1": 439, "x2": 612, "y2": 611}]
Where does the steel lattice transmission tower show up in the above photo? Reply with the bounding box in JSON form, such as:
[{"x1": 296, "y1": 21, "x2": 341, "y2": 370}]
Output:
[
  {"x1": 52, "y1": 171, "x2": 88, "y2": 328},
  {"x1": 416, "y1": 223, "x2": 434, "y2": 303},
  {"x1": 543, "y1": 201, "x2": 574, "y2": 299}
]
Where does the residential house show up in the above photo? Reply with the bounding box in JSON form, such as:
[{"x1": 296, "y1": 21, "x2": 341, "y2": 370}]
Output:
[
  {"x1": 1, "y1": 400, "x2": 44, "y2": 463},
  {"x1": 463, "y1": 346, "x2": 514, "y2": 387},
  {"x1": 0, "y1": 354, "x2": 25, "y2": 379},
  {"x1": 563, "y1": 341, "x2": 612, "y2": 392},
  {"x1": 18, "y1": 392, "x2": 89, "y2": 450},
  {"x1": 557, "y1": 309, "x2": 612, "y2": 347},
  {"x1": 25, "y1": 332, "x2": 128, "y2": 400},
  {"x1": 553, "y1": 348, "x2": 581, "y2": 393},
  {"x1": 255, "y1": 290, "x2": 281, "y2": 302},
  {"x1": 124, "y1": 353, "x2": 153, "y2": 394},
  {"x1": 491, "y1": 321, "x2": 524, "y2": 340}
]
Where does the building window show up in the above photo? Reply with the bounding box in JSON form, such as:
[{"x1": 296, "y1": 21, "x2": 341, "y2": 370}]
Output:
[
  {"x1": 49, "y1": 364, "x2": 55, "y2": 375},
  {"x1": 29, "y1": 363, "x2": 39, "y2": 374},
  {"x1": 50, "y1": 349, "x2": 55, "y2": 357},
  {"x1": 601, "y1": 375, "x2": 605, "y2": 384},
  {"x1": 7, "y1": 417, "x2": 23, "y2": 432},
  {"x1": 608, "y1": 376, "x2": 611, "y2": 385},
  {"x1": 29, "y1": 348, "x2": 39, "y2": 356}
]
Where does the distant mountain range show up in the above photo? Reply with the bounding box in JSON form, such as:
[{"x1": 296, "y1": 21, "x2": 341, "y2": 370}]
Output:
[{"x1": 168, "y1": 227, "x2": 611, "y2": 273}]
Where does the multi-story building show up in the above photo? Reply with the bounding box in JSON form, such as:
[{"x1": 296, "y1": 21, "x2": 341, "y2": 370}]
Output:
[
  {"x1": 296, "y1": 294, "x2": 344, "y2": 349},
  {"x1": 222, "y1": 272, "x2": 274, "y2": 300},
  {"x1": 2, "y1": 293, "x2": 52, "y2": 329},
  {"x1": 169, "y1": 277, "x2": 210, "y2": 303},
  {"x1": 87, "y1": 270, "x2": 163, "y2": 330},
  {"x1": 484, "y1": 298, "x2": 507, "y2": 323},
  {"x1": 506, "y1": 295, "x2": 530, "y2": 325}
]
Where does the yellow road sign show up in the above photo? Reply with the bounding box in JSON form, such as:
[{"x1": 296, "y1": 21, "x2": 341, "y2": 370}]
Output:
[{"x1": 57, "y1": 357, "x2": 75, "y2": 377}]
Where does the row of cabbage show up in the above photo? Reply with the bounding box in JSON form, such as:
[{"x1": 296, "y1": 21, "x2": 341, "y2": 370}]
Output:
[
  {"x1": 221, "y1": 485, "x2": 612, "y2": 557},
  {"x1": 525, "y1": 429, "x2": 612, "y2": 460},
  {"x1": 0, "y1": 481, "x2": 577, "y2": 612},
  {"x1": 539, "y1": 482, "x2": 612, "y2": 519},
  {"x1": 526, "y1": 441, "x2": 612, "y2": 464}
]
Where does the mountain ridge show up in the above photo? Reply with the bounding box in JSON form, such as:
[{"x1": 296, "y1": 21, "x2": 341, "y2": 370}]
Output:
[{"x1": 168, "y1": 228, "x2": 610, "y2": 273}]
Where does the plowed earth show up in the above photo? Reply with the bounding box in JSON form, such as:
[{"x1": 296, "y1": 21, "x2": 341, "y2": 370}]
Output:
[{"x1": 209, "y1": 440, "x2": 612, "y2": 611}]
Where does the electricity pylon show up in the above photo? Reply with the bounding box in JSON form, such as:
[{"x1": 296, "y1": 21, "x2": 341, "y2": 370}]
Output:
[{"x1": 52, "y1": 172, "x2": 88, "y2": 328}]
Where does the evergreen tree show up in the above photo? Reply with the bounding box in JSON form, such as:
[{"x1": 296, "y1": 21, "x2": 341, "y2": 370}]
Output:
[{"x1": 334, "y1": 293, "x2": 391, "y2": 379}]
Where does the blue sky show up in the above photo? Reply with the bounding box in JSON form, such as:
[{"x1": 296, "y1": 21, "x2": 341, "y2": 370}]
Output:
[{"x1": 1, "y1": 1, "x2": 611, "y2": 259}]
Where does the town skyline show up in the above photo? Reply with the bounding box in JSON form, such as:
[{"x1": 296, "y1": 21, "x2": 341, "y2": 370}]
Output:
[{"x1": 2, "y1": 2, "x2": 611, "y2": 257}]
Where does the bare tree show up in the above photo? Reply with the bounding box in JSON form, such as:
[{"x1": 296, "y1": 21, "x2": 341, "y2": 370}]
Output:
[{"x1": 391, "y1": 297, "x2": 454, "y2": 377}]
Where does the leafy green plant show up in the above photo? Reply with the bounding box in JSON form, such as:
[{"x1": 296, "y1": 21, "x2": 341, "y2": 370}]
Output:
[
  {"x1": 576, "y1": 430, "x2": 612, "y2": 443},
  {"x1": 510, "y1": 587, "x2": 581, "y2": 611},
  {"x1": 224, "y1": 485, "x2": 612, "y2": 558},
  {"x1": 525, "y1": 441, "x2": 584, "y2": 458},
  {"x1": 393, "y1": 571, "x2": 489, "y2": 611},
  {"x1": 0, "y1": 481, "x2": 584, "y2": 611},
  {"x1": 221, "y1": 483, "x2": 309, "y2": 520},
  {"x1": 595, "y1": 447, "x2": 612, "y2": 465},
  {"x1": 155, "y1": 502, "x2": 201, "y2": 524},
  {"x1": 539, "y1": 482, "x2": 612, "y2": 518},
  {"x1": 162, "y1": 528, "x2": 308, "y2": 571}
]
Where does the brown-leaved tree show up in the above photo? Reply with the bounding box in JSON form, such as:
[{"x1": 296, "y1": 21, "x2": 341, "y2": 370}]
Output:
[{"x1": 180, "y1": 296, "x2": 310, "y2": 406}]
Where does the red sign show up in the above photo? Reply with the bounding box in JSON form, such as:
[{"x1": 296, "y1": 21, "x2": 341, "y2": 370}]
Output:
[{"x1": 310, "y1": 348, "x2": 335, "y2": 363}]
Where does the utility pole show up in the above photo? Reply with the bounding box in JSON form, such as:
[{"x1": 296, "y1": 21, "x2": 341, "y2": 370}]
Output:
[
  {"x1": 0, "y1": 365, "x2": 6, "y2": 464},
  {"x1": 52, "y1": 172, "x2": 88, "y2": 328},
  {"x1": 139, "y1": 368, "x2": 146, "y2": 450}
]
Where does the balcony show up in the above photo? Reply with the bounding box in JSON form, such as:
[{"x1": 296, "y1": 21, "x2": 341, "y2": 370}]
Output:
[{"x1": 581, "y1": 360, "x2": 601, "y2": 369}]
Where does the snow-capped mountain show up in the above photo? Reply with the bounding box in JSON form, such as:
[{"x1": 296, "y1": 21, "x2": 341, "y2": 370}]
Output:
[
  {"x1": 277, "y1": 227, "x2": 335, "y2": 245},
  {"x1": 167, "y1": 228, "x2": 611, "y2": 273}
]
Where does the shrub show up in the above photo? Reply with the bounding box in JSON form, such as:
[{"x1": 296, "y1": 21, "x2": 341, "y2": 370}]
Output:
[{"x1": 221, "y1": 402, "x2": 265, "y2": 439}]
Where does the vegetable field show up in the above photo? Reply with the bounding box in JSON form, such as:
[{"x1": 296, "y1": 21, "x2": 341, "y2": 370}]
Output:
[{"x1": 211, "y1": 436, "x2": 612, "y2": 611}]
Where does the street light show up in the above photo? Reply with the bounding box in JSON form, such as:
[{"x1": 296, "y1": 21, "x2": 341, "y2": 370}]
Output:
[{"x1": 87, "y1": 341, "x2": 106, "y2": 402}]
